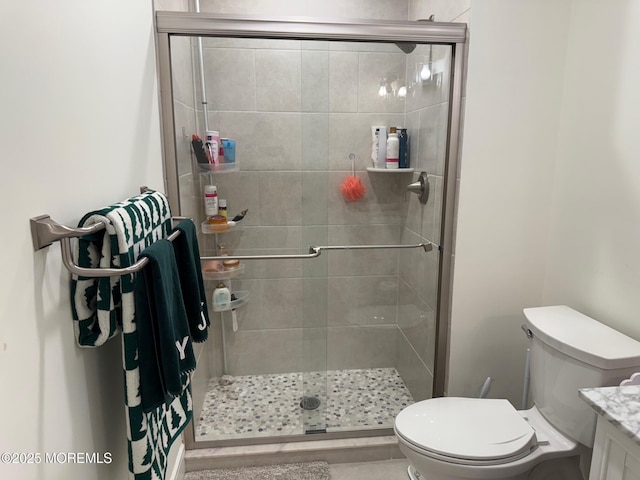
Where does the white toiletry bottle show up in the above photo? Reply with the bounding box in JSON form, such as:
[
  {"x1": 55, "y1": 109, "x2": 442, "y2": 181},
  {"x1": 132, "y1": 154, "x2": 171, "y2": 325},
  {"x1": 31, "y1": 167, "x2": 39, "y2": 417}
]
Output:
[
  {"x1": 386, "y1": 127, "x2": 399, "y2": 169},
  {"x1": 376, "y1": 126, "x2": 388, "y2": 168},
  {"x1": 204, "y1": 185, "x2": 219, "y2": 216},
  {"x1": 213, "y1": 282, "x2": 231, "y2": 311}
]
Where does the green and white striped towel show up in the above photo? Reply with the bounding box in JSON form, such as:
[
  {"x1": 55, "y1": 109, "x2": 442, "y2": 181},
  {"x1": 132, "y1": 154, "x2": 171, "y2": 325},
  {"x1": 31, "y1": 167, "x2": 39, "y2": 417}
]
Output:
[{"x1": 70, "y1": 190, "x2": 192, "y2": 480}]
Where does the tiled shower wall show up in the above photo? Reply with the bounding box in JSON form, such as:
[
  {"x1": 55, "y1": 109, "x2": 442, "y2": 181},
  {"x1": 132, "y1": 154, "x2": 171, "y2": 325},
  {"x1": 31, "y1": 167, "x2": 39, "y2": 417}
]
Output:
[{"x1": 162, "y1": 0, "x2": 457, "y2": 404}]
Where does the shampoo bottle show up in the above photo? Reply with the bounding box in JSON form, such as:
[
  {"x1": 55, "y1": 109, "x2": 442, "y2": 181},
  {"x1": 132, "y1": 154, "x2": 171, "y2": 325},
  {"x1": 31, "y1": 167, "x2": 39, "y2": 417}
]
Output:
[
  {"x1": 398, "y1": 127, "x2": 409, "y2": 168},
  {"x1": 204, "y1": 185, "x2": 219, "y2": 216},
  {"x1": 213, "y1": 282, "x2": 231, "y2": 311},
  {"x1": 386, "y1": 127, "x2": 399, "y2": 169},
  {"x1": 376, "y1": 126, "x2": 388, "y2": 168}
]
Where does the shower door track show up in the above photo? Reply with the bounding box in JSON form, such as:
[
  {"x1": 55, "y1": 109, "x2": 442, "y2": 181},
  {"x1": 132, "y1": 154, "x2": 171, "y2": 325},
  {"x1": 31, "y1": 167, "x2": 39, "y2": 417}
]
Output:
[{"x1": 155, "y1": 11, "x2": 467, "y2": 449}]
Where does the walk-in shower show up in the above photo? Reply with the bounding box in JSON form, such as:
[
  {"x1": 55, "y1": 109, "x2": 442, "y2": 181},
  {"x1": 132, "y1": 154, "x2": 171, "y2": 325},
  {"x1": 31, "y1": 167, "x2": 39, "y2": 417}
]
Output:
[{"x1": 155, "y1": 12, "x2": 466, "y2": 448}]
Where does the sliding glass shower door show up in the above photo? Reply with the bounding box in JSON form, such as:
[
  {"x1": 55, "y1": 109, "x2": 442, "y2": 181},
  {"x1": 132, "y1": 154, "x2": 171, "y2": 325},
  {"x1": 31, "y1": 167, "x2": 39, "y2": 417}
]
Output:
[{"x1": 157, "y1": 12, "x2": 466, "y2": 446}]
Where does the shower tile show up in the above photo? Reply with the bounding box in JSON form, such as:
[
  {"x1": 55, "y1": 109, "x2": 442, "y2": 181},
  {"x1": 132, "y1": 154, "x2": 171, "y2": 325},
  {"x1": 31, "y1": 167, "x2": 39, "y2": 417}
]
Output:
[
  {"x1": 413, "y1": 104, "x2": 440, "y2": 174},
  {"x1": 170, "y1": 35, "x2": 195, "y2": 107},
  {"x1": 302, "y1": 40, "x2": 329, "y2": 51},
  {"x1": 329, "y1": 52, "x2": 358, "y2": 113},
  {"x1": 434, "y1": 45, "x2": 452, "y2": 104},
  {"x1": 260, "y1": 278, "x2": 304, "y2": 329},
  {"x1": 301, "y1": 326, "x2": 327, "y2": 372},
  {"x1": 421, "y1": 174, "x2": 443, "y2": 244},
  {"x1": 255, "y1": 50, "x2": 301, "y2": 112},
  {"x1": 206, "y1": 306, "x2": 225, "y2": 376},
  {"x1": 199, "y1": 0, "x2": 308, "y2": 17},
  {"x1": 395, "y1": 333, "x2": 433, "y2": 402},
  {"x1": 403, "y1": 172, "x2": 440, "y2": 245},
  {"x1": 225, "y1": 278, "x2": 263, "y2": 332},
  {"x1": 397, "y1": 283, "x2": 436, "y2": 373},
  {"x1": 178, "y1": 173, "x2": 199, "y2": 219},
  {"x1": 191, "y1": 346, "x2": 210, "y2": 425},
  {"x1": 327, "y1": 276, "x2": 399, "y2": 327},
  {"x1": 211, "y1": 171, "x2": 260, "y2": 226},
  {"x1": 302, "y1": 113, "x2": 329, "y2": 171},
  {"x1": 259, "y1": 172, "x2": 303, "y2": 226},
  {"x1": 302, "y1": 227, "x2": 329, "y2": 278},
  {"x1": 173, "y1": 102, "x2": 197, "y2": 176},
  {"x1": 327, "y1": 225, "x2": 400, "y2": 276},
  {"x1": 403, "y1": 109, "x2": 420, "y2": 168},
  {"x1": 195, "y1": 368, "x2": 413, "y2": 441},
  {"x1": 357, "y1": 52, "x2": 407, "y2": 114},
  {"x1": 226, "y1": 329, "x2": 303, "y2": 375},
  {"x1": 201, "y1": 37, "x2": 302, "y2": 51},
  {"x1": 302, "y1": 172, "x2": 329, "y2": 226},
  {"x1": 402, "y1": 173, "x2": 423, "y2": 237},
  {"x1": 327, "y1": 113, "x2": 405, "y2": 171},
  {"x1": 327, "y1": 325, "x2": 397, "y2": 370},
  {"x1": 197, "y1": 372, "x2": 304, "y2": 440},
  {"x1": 327, "y1": 172, "x2": 406, "y2": 226},
  {"x1": 202, "y1": 48, "x2": 256, "y2": 111},
  {"x1": 302, "y1": 278, "x2": 328, "y2": 329},
  {"x1": 406, "y1": 44, "x2": 450, "y2": 111},
  {"x1": 329, "y1": 42, "x2": 402, "y2": 54},
  {"x1": 213, "y1": 112, "x2": 302, "y2": 171},
  {"x1": 240, "y1": 253, "x2": 304, "y2": 280},
  {"x1": 399, "y1": 228, "x2": 439, "y2": 310},
  {"x1": 302, "y1": 50, "x2": 329, "y2": 112},
  {"x1": 232, "y1": 226, "x2": 303, "y2": 251},
  {"x1": 308, "y1": 0, "x2": 408, "y2": 21},
  {"x1": 322, "y1": 368, "x2": 413, "y2": 431}
]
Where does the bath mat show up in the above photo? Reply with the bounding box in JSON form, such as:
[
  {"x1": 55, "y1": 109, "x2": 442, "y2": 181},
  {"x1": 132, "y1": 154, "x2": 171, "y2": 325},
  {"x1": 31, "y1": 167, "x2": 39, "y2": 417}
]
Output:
[{"x1": 184, "y1": 461, "x2": 331, "y2": 480}]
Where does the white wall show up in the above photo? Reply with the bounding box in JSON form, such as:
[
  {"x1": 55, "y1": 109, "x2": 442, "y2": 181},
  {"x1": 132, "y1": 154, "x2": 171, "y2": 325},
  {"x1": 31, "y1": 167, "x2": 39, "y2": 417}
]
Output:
[
  {"x1": 451, "y1": 0, "x2": 640, "y2": 405},
  {"x1": 543, "y1": 1, "x2": 640, "y2": 341},
  {"x1": 0, "y1": 1, "x2": 169, "y2": 479},
  {"x1": 449, "y1": 0, "x2": 572, "y2": 403}
]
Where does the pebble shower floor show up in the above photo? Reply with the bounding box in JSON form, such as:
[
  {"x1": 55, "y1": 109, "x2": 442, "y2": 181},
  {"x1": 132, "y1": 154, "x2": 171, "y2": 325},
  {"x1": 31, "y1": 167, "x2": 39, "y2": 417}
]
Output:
[{"x1": 195, "y1": 368, "x2": 414, "y2": 441}]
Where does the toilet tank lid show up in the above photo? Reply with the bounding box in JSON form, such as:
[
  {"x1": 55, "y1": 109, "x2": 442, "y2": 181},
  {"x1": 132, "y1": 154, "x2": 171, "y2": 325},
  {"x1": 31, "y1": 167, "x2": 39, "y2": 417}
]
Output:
[{"x1": 523, "y1": 305, "x2": 640, "y2": 370}]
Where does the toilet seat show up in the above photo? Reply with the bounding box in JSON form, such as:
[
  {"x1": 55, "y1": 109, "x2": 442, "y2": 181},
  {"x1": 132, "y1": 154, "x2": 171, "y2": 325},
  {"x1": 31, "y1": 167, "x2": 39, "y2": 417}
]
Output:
[{"x1": 394, "y1": 397, "x2": 537, "y2": 466}]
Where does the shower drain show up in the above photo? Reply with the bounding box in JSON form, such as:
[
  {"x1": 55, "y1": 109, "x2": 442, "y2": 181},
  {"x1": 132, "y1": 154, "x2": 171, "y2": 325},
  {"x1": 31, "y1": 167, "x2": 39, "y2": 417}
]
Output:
[{"x1": 299, "y1": 396, "x2": 321, "y2": 410}]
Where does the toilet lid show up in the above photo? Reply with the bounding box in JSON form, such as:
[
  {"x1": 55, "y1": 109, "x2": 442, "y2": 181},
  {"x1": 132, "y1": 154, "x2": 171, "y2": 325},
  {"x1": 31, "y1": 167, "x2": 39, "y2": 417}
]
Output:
[{"x1": 395, "y1": 397, "x2": 537, "y2": 463}]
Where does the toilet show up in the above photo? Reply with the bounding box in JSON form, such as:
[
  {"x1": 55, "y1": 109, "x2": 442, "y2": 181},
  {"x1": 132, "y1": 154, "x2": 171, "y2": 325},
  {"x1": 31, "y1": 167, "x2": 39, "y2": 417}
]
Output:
[{"x1": 394, "y1": 305, "x2": 640, "y2": 480}]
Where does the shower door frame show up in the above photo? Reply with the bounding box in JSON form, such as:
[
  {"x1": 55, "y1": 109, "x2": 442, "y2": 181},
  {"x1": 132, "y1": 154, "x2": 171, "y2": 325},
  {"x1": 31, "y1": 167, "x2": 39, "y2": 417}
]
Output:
[{"x1": 155, "y1": 11, "x2": 466, "y2": 448}]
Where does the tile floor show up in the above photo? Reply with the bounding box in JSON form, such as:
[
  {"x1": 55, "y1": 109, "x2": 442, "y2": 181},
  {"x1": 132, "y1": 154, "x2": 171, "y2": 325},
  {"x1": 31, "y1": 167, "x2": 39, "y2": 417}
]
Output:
[
  {"x1": 330, "y1": 459, "x2": 411, "y2": 480},
  {"x1": 196, "y1": 368, "x2": 414, "y2": 441}
]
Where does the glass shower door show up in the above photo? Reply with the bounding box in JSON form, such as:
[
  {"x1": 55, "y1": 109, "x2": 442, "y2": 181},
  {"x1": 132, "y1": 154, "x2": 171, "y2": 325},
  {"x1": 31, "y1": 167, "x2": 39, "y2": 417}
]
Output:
[{"x1": 159, "y1": 14, "x2": 464, "y2": 445}]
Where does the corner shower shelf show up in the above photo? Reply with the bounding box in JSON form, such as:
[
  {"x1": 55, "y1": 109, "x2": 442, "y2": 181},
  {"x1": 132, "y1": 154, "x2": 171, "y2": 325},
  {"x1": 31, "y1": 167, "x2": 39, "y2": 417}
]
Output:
[
  {"x1": 212, "y1": 290, "x2": 249, "y2": 312},
  {"x1": 197, "y1": 162, "x2": 238, "y2": 174},
  {"x1": 201, "y1": 220, "x2": 239, "y2": 234},
  {"x1": 366, "y1": 167, "x2": 414, "y2": 173},
  {"x1": 202, "y1": 262, "x2": 245, "y2": 280}
]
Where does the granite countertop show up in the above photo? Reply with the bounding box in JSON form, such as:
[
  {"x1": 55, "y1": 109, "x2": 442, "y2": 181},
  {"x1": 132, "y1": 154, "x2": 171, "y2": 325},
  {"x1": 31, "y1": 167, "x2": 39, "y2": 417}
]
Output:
[{"x1": 579, "y1": 385, "x2": 640, "y2": 445}]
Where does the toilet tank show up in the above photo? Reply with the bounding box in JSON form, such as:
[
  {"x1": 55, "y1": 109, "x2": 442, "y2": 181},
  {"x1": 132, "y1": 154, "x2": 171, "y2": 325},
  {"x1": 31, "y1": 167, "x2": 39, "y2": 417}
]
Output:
[{"x1": 523, "y1": 305, "x2": 640, "y2": 448}]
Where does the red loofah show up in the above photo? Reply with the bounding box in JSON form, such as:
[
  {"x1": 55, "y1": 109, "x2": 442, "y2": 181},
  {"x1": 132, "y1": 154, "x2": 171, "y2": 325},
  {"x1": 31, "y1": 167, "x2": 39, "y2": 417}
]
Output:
[{"x1": 340, "y1": 175, "x2": 366, "y2": 202}]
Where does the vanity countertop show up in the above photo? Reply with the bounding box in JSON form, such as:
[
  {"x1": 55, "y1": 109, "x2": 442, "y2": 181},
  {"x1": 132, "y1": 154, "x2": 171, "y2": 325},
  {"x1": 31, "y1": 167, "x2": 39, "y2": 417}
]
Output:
[{"x1": 579, "y1": 385, "x2": 640, "y2": 445}]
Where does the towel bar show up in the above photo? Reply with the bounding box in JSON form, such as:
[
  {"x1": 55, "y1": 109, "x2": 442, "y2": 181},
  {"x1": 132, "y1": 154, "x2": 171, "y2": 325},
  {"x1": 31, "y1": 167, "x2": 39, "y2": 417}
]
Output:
[{"x1": 30, "y1": 215, "x2": 189, "y2": 277}]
